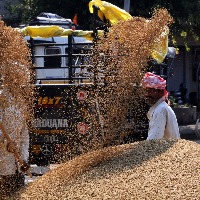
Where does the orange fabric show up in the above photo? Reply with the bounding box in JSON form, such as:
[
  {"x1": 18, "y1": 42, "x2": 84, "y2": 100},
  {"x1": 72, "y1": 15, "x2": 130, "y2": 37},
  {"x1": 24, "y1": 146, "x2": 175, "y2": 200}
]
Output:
[{"x1": 73, "y1": 14, "x2": 78, "y2": 25}]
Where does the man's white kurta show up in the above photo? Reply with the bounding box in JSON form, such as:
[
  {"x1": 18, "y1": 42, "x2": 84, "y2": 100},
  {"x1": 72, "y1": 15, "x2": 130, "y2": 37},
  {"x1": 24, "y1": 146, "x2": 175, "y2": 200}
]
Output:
[{"x1": 147, "y1": 98, "x2": 180, "y2": 140}]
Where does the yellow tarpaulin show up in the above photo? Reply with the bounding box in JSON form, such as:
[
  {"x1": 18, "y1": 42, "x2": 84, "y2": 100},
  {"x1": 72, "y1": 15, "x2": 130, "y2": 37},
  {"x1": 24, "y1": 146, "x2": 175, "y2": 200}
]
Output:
[
  {"x1": 16, "y1": 26, "x2": 71, "y2": 38},
  {"x1": 89, "y1": 0, "x2": 132, "y2": 25},
  {"x1": 15, "y1": 26, "x2": 104, "y2": 41},
  {"x1": 73, "y1": 30, "x2": 104, "y2": 41}
]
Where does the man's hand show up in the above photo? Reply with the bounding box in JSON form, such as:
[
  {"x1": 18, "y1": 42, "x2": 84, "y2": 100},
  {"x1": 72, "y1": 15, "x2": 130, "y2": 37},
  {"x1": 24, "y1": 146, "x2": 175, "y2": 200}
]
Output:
[
  {"x1": 20, "y1": 161, "x2": 30, "y2": 173},
  {"x1": 6, "y1": 141, "x2": 16, "y2": 153}
]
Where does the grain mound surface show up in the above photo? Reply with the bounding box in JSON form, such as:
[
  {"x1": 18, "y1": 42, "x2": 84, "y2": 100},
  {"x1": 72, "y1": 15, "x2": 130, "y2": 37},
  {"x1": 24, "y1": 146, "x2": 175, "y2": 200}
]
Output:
[{"x1": 14, "y1": 139, "x2": 200, "y2": 200}]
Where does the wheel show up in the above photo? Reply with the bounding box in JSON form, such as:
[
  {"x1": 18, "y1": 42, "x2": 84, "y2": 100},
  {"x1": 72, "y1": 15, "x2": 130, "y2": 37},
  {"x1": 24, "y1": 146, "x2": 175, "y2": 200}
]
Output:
[{"x1": 195, "y1": 118, "x2": 200, "y2": 139}]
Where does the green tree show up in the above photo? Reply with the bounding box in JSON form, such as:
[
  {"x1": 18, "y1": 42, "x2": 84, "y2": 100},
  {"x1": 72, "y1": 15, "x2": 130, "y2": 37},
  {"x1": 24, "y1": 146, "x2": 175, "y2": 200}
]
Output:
[{"x1": 129, "y1": 0, "x2": 200, "y2": 43}]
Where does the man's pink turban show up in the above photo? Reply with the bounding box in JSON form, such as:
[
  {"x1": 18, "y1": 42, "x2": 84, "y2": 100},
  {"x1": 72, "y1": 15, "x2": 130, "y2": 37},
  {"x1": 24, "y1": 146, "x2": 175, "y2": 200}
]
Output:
[{"x1": 142, "y1": 72, "x2": 166, "y2": 90}]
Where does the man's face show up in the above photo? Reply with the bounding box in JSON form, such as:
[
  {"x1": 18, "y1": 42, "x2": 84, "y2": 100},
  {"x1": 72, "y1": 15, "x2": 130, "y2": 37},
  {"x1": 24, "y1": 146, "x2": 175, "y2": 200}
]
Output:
[{"x1": 144, "y1": 88, "x2": 163, "y2": 106}]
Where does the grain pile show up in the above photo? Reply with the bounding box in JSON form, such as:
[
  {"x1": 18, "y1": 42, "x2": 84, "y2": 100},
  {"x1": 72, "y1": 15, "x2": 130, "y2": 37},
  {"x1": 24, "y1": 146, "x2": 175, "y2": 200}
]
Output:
[
  {"x1": 13, "y1": 139, "x2": 199, "y2": 199},
  {"x1": 91, "y1": 8, "x2": 173, "y2": 145}
]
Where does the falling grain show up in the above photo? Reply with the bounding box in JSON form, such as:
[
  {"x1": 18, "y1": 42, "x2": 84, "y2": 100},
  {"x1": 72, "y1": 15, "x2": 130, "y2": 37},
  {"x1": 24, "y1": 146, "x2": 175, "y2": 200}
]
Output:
[
  {"x1": 90, "y1": 8, "x2": 174, "y2": 146},
  {"x1": 0, "y1": 18, "x2": 35, "y2": 129},
  {"x1": 0, "y1": 18, "x2": 35, "y2": 198}
]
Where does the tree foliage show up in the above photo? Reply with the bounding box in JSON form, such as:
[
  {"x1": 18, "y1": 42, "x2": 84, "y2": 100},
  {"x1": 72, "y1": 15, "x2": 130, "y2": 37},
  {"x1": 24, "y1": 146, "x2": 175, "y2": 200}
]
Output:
[{"x1": 5, "y1": 0, "x2": 200, "y2": 41}]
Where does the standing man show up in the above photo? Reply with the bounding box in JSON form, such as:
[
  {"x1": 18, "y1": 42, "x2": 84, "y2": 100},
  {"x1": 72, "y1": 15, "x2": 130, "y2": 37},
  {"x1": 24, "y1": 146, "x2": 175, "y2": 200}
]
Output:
[
  {"x1": 0, "y1": 90, "x2": 30, "y2": 197},
  {"x1": 141, "y1": 72, "x2": 180, "y2": 140}
]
